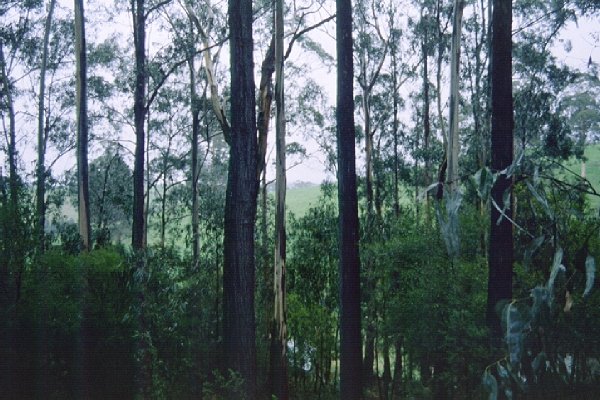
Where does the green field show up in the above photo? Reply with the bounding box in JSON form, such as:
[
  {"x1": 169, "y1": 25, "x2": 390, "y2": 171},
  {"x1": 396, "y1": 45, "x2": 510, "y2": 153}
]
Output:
[
  {"x1": 564, "y1": 144, "x2": 600, "y2": 208},
  {"x1": 286, "y1": 183, "x2": 323, "y2": 217}
]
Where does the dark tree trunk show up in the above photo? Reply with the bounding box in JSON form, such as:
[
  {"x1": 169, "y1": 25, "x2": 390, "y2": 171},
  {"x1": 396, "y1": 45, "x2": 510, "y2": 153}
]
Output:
[
  {"x1": 486, "y1": 0, "x2": 513, "y2": 342},
  {"x1": 391, "y1": 51, "x2": 400, "y2": 217},
  {"x1": 131, "y1": 0, "x2": 152, "y2": 396},
  {"x1": 75, "y1": 0, "x2": 91, "y2": 252},
  {"x1": 132, "y1": 0, "x2": 146, "y2": 252},
  {"x1": 337, "y1": 0, "x2": 362, "y2": 398},
  {"x1": 224, "y1": 0, "x2": 258, "y2": 397},
  {"x1": 0, "y1": 35, "x2": 24, "y2": 306}
]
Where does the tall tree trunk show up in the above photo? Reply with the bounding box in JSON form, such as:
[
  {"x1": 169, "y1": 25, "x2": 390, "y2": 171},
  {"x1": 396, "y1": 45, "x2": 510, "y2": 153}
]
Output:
[
  {"x1": 74, "y1": 1, "x2": 92, "y2": 397},
  {"x1": 36, "y1": 0, "x2": 56, "y2": 254},
  {"x1": 422, "y1": 11, "x2": 431, "y2": 218},
  {"x1": 487, "y1": 0, "x2": 513, "y2": 343},
  {"x1": 337, "y1": 0, "x2": 362, "y2": 398},
  {"x1": 131, "y1": 0, "x2": 152, "y2": 396},
  {"x1": 391, "y1": 51, "x2": 400, "y2": 217},
  {"x1": 382, "y1": 336, "x2": 391, "y2": 400},
  {"x1": 270, "y1": 0, "x2": 289, "y2": 397},
  {"x1": 75, "y1": 0, "x2": 91, "y2": 252},
  {"x1": 188, "y1": 51, "x2": 200, "y2": 270},
  {"x1": 224, "y1": 0, "x2": 258, "y2": 397},
  {"x1": 436, "y1": 0, "x2": 447, "y2": 149},
  {"x1": 132, "y1": 0, "x2": 146, "y2": 251},
  {"x1": 0, "y1": 40, "x2": 23, "y2": 305},
  {"x1": 446, "y1": 0, "x2": 465, "y2": 193},
  {"x1": 391, "y1": 337, "x2": 403, "y2": 398}
]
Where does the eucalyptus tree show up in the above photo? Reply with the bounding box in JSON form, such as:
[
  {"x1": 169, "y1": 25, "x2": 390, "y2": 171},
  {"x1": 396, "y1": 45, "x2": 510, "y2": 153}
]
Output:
[
  {"x1": 337, "y1": 0, "x2": 362, "y2": 397},
  {"x1": 462, "y1": 0, "x2": 491, "y2": 178},
  {"x1": 0, "y1": 0, "x2": 44, "y2": 305},
  {"x1": 446, "y1": 0, "x2": 465, "y2": 194},
  {"x1": 355, "y1": 0, "x2": 388, "y2": 222},
  {"x1": 486, "y1": 0, "x2": 513, "y2": 342},
  {"x1": 35, "y1": 0, "x2": 57, "y2": 253},
  {"x1": 354, "y1": 0, "x2": 389, "y2": 382},
  {"x1": 74, "y1": 0, "x2": 91, "y2": 251},
  {"x1": 146, "y1": 88, "x2": 189, "y2": 248},
  {"x1": 221, "y1": 0, "x2": 260, "y2": 395},
  {"x1": 270, "y1": 0, "x2": 289, "y2": 397}
]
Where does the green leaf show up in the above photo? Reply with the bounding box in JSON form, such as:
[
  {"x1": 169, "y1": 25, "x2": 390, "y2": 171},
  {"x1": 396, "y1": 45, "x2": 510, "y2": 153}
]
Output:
[
  {"x1": 473, "y1": 167, "x2": 494, "y2": 200},
  {"x1": 503, "y1": 303, "x2": 526, "y2": 365},
  {"x1": 525, "y1": 181, "x2": 553, "y2": 219}
]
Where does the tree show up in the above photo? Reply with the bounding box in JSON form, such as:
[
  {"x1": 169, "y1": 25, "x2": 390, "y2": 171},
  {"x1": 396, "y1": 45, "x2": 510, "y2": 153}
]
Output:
[
  {"x1": 270, "y1": 0, "x2": 289, "y2": 397},
  {"x1": 35, "y1": 0, "x2": 57, "y2": 254},
  {"x1": 86, "y1": 149, "x2": 133, "y2": 244},
  {"x1": 223, "y1": 0, "x2": 259, "y2": 397},
  {"x1": 75, "y1": 0, "x2": 91, "y2": 252},
  {"x1": 446, "y1": 0, "x2": 465, "y2": 194},
  {"x1": 337, "y1": 0, "x2": 362, "y2": 397},
  {"x1": 486, "y1": 0, "x2": 513, "y2": 341},
  {"x1": 132, "y1": 0, "x2": 147, "y2": 252}
]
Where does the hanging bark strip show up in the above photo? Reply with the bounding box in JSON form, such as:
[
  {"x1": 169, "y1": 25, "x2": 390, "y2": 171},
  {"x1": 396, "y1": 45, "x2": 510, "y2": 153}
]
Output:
[{"x1": 270, "y1": 0, "x2": 289, "y2": 396}]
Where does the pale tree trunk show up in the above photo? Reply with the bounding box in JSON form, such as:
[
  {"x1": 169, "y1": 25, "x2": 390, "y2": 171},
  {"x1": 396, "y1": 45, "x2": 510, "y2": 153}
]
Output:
[
  {"x1": 422, "y1": 8, "x2": 431, "y2": 219},
  {"x1": 184, "y1": 2, "x2": 231, "y2": 142},
  {"x1": 436, "y1": 0, "x2": 447, "y2": 149},
  {"x1": 270, "y1": 0, "x2": 289, "y2": 397},
  {"x1": 36, "y1": 0, "x2": 56, "y2": 254},
  {"x1": 75, "y1": 0, "x2": 91, "y2": 252},
  {"x1": 188, "y1": 43, "x2": 201, "y2": 270},
  {"x1": 357, "y1": 12, "x2": 387, "y2": 382},
  {"x1": 446, "y1": 0, "x2": 465, "y2": 194},
  {"x1": 74, "y1": 0, "x2": 92, "y2": 397}
]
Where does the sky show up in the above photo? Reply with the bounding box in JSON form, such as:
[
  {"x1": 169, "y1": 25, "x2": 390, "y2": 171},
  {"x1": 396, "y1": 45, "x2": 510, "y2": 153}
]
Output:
[{"x1": 2, "y1": 1, "x2": 599, "y2": 187}]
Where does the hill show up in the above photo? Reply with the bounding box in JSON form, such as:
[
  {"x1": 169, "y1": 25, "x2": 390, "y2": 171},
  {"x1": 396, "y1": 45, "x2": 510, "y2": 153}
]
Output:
[{"x1": 286, "y1": 183, "x2": 322, "y2": 217}]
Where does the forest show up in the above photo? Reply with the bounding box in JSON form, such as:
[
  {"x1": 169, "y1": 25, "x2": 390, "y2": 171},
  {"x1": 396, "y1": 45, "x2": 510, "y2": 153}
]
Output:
[{"x1": 1, "y1": 0, "x2": 600, "y2": 398}]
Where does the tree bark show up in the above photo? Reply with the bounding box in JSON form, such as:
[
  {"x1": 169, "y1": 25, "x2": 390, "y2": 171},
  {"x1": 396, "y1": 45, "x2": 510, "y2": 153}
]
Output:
[
  {"x1": 224, "y1": 0, "x2": 258, "y2": 397},
  {"x1": 337, "y1": 0, "x2": 362, "y2": 398},
  {"x1": 270, "y1": 0, "x2": 289, "y2": 396},
  {"x1": 36, "y1": 0, "x2": 56, "y2": 254},
  {"x1": 188, "y1": 52, "x2": 201, "y2": 270},
  {"x1": 132, "y1": 0, "x2": 147, "y2": 252},
  {"x1": 422, "y1": 10, "x2": 431, "y2": 217},
  {"x1": 75, "y1": 0, "x2": 91, "y2": 252},
  {"x1": 486, "y1": 0, "x2": 513, "y2": 342},
  {"x1": 0, "y1": 39, "x2": 24, "y2": 305},
  {"x1": 446, "y1": 0, "x2": 465, "y2": 193}
]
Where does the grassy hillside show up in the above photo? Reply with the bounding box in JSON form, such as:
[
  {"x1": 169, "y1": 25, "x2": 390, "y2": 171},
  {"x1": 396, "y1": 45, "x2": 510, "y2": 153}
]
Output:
[
  {"x1": 286, "y1": 183, "x2": 322, "y2": 217},
  {"x1": 564, "y1": 144, "x2": 600, "y2": 209}
]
